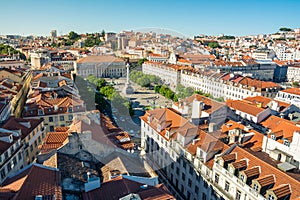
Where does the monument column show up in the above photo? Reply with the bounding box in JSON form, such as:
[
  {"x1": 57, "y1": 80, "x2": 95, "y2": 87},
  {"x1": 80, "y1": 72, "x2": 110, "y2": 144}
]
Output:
[{"x1": 122, "y1": 63, "x2": 134, "y2": 94}]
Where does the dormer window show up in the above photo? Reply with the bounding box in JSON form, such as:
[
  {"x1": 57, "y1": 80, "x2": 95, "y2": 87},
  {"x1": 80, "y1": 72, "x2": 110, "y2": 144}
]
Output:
[
  {"x1": 38, "y1": 109, "x2": 43, "y2": 115},
  {"x1": 283, "y1": 139, "x2": 290, "y2": 147},
  {"x1": 166, "y1": 130, "x2": 169, "y2": 138},
  {"x1": 68, "y1": 107, "x2": 73, "y2": 112},
  {"x1": 147, "y1": 116, "x2": 151, "y2": 123},
  {"x1": 59, "y1": 107, "x2": 63, "y2": 112},
  {"x1": 48, "y1": 108, "x2": 52, "y2": 112},
  {"x1": 253, "y1": 183, "x2": 259, "y2": 192},
  {"x1": 268, "y1": 194, "x2": 275, "y2": 200},
  {"x1": 240, "y1": 174, "x2": 244, "y2": 181},
  {"x1": 271, "y1": 134, "x2": 276, "y2": 140},
  {"x1": 157, "y1": 124, "x2": 161, "y2": 132}
]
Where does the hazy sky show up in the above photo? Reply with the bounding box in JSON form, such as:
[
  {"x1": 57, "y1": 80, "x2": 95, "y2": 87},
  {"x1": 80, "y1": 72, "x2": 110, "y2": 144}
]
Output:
[{"x1": 1, "y1": 0, "x2": 299, "y2": 37}]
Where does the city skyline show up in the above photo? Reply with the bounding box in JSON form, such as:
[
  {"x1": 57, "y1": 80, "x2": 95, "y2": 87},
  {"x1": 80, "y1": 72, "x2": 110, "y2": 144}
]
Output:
[{"x1": 1, "y1": 0, "x2": 300, "y2": 37}]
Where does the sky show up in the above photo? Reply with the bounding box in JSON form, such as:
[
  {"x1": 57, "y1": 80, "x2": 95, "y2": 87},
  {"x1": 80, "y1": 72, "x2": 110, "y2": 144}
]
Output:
[{"x1": 0, "y1": 0, "x2": 299, "y2": 37}]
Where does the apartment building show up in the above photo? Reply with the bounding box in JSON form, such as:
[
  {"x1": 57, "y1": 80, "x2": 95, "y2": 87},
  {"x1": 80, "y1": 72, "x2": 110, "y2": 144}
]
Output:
[
  {"x1": 2, "y1": 117, "x2": 45, "y2": 165},
  {"x1": 227, "y1": 99, "x2": 271, "y2": 124},
  {"x1": 0, "y1": 130, "x2": 23, "y2": 184},
  {"x1": 213, "y1": 145, "x2": 300, "y2": 200},
  {"x1": 181, "y1": 70, "x2": 280, "y2": 100},
  {"x1": 75, "y1": 55, "x2": 126, "y2": 78},
  {"x1": 261, "y1": 115, "x2": 300, "y2": 169},
  {"x1": 24, "y1": 90, "x2": 85, "y2": 132},
  {"x1": 0, "y1": 67, "x2": 32, "y2": 117},
  {"x1": 140, "y1": 107, "x2": 300, "y2": 200},
  {"x1": 275, "y1": 88, "x2": 300, "y2": 107},
  {"x1": 140, "y1": 108, "x2": 227, "y2": 200},
  {"x1": 142, "y1": 61, "x2": 191, "y2": 90},
  {"x1": 0, "y1": 97, "x2": 12, "y2": 123},
  {"x1": 0, "y1": 103, "x2": 44, "y2": 184},
  {"x1": 0, "y1": 60, "x2": 26, "y2": 68},
  {"x1": 287, "y1": 65, "x2": 300, "y2": 83},
  {"x1": 172, "y1": 94, "x2": 227, "y2": 127}
]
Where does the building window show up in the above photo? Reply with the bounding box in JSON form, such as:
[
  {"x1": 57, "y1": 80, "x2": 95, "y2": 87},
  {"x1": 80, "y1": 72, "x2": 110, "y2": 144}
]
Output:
[
  {"x1": 171, "y1": 162, "x2": 174, "y2": 169},
  {"x1": 240, "y1": 174, "x2": 244, "y2": 181},
  {"x1": 182, "y1": 172, "x2": 185, "y2": 181},
  {"x1": 68, "y1": 115, "x2": 73, "y2": 120},
  {"x1": 176, "y1": 167, "x2": 179, "y2": 175},
  {"x1": 189, "y1": 165, "x2": 193, "y2": 175},
  {"x1": 202, "y1": 193, "x2": 207, "y2": 200},
  {"x1": 253, "y1": 183, "x2": 259, "y2": 191},
  {"x1": 7, "y1": 163, "x2": 11, "y2": 172},
  {"x1": 204, "y1": 181, "x2": 208, "y2": 188},
  {"x1": 284, "y1": 140, "x2": 290, "y2": 147},
  {"x1": 60, "y1": 115, "x2": 65, "y2": 121},
  {"x1": 1, "y1": 169, "x2": 5, "y2": 179},
  {"x1": 187, "y1": 191, "x2": 191, "y2": 200},
  {"x1": 268, "y1": 194, "x2": 275, "y2": 200},
  {"x1": 49, "y1": 117, "x2": 53, "y2": 122},
  {"x1": 34, "y1": 140, "x2": 37, "y2": 147},
  {"x1": 18, "y1": 152, "x2": 22, "y2": 161},
  {"x1": 196, "y1": 174, "x2": 200, "y2": 181},
  {"x1": 188, "y1": 179, "x2": 192, "y2": 187},
  {"x1": 182, "y1": 160, "x2": 186, "y2": 169},
  {"x1": 50, "y1": 126, "x2": 54, "y2": 132},
  {"x1": 30, "y1": 145, "x2": 33, "y2": 152},
  {"x1": 4, "y1": 152, "x2": 8, "y2": 160},
  {"x1": 236, "y1": 190, "x2": 241, "y2": 200},
  {"x1": 215, "y1": 173, "x2": 219, "y2": 184},
  {"x1": 225, "y1": 181, "x2": 230, "y2": 192},
  {"x1": 13, "y1": 157, "x2": 17, "y2": 165},
  {"x1": 195, "y1": 185, "x2": 199, "y2": 194}
]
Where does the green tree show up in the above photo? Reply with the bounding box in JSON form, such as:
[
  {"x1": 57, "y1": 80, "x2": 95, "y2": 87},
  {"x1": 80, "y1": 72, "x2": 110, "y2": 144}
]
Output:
[
  {"x1": 0, "y1": 44, "x2": 26, "y2": 60},
  {"x1": 101, "y1": 30, "x2": 105, "y2": 39},
  {"x1": 208, "y1": 42, "x2": 220, "y2": 49},
  {"x1": 173, "y1": 94, "x2": 178, "y2": 102},
  {"x1": 137, "y1": 58, "x2": 148, "y2": 66},
  {"x1": 100, "y1": 86, "x2": 115, "y2": 99},
  {"x1": 97, "y1": 78, "x2": 107, "y2": 88},
  {"x1": 68, "y1": 31, "x2": 80, "y2": 40},
  {"x1": 154, "y1": 85, "x2": 161, "y2": 93},
  {"x1": 176, "y1": 84, "x2": 194, "y2": 99},
  {"x1": 279, "y1": 27, "x2": 292, "y2": 32}
]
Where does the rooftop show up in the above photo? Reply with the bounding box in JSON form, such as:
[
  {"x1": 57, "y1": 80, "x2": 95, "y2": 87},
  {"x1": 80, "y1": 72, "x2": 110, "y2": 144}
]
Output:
[{"x1": 76, "y1": 55, "x2": 124, "y2": 63}]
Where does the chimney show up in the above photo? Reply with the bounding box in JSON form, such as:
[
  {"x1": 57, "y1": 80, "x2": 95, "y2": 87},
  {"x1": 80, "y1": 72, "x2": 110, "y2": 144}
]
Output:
[
  {"x1": 192, "y1": 138, "x2": 200, "y2": 145},
  {"x1": 209, "y1": 122, "x2": 217, "y2": 132},
  {"x1": 84, "y1": 172, "x2": 101, "y2": 192}
]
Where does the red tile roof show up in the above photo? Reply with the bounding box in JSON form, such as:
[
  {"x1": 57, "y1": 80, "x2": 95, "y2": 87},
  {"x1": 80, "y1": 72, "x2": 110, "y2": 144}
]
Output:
[
  {"x1": 227, "y1": 99, "x2": 265, "y2": 116},
  {"x1": 0, "y1": 164, "x2": 62, "y2": 200},
  {"x1": 82, "y1": 176, "x2": 175, "y2": 200},
  {"x1": 280, "y1": 88, "x2": 300, "y2": 96},
  {"x1": 227, "y1": 146, "x2": 300, "y2": 199},
  {"x1": 76, "y1": 55, "x2": 124, "y2": 63},
  {"x1": 2, "y1": 117, "x2": 43, "y2": 140}
]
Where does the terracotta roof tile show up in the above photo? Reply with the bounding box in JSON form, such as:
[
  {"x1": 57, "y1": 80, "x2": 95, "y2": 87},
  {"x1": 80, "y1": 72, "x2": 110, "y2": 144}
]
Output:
[
  {"x1": 82, "y1": 176, "x2": 175, "y2": 200},
  {"x1": 0, "y1": 164, "x2": 62, "y2": 200},
  {"x1": 271, "y1": 184, "x2": 291, "y2": 199}
]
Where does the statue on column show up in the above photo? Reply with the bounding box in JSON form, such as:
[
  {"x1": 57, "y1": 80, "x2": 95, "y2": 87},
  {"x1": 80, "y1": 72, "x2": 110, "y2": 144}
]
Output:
[{"x1": 122, "y1": 63, "x2": 134, "y2": 94}]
